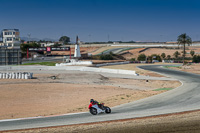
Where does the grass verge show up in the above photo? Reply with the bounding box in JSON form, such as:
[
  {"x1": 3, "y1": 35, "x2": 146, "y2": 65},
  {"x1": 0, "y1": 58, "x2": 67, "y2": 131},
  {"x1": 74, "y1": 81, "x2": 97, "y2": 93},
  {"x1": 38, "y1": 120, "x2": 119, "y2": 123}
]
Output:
[
  {"x1": 153, "y1": 88, "x2": 173, "y2": 91},
  {"x1": 22, "y1": 62, "x2": 56, "y2": 66},
  {"x1": 164, "y1": 65, "x2": 180, "y2": 69}
]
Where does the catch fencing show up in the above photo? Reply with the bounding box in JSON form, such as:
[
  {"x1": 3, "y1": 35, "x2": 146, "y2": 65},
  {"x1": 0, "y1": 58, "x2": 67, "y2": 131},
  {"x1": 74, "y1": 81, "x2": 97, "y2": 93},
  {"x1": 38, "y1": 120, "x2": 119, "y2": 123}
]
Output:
[{"x1": 0, "y1": 48, "x2": 21, "y2": 65}]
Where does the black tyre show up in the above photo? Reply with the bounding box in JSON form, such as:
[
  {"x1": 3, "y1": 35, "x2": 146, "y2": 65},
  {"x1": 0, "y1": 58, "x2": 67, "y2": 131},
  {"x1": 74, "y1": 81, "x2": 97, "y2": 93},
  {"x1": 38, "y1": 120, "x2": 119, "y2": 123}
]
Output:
[
  {"x1": 104, "y1": 106, "x2": 111, "y2": 114},
  {"x1": 90, "y1": 107, "x2": 97, "y2": 115}
]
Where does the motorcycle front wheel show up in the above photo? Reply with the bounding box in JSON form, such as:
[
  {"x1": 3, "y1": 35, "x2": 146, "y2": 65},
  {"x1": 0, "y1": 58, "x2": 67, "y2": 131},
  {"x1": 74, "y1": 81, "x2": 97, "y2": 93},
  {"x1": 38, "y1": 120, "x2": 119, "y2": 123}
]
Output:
[{"x1": 90, "y1": 107, "x2": 97, "y2": 115}]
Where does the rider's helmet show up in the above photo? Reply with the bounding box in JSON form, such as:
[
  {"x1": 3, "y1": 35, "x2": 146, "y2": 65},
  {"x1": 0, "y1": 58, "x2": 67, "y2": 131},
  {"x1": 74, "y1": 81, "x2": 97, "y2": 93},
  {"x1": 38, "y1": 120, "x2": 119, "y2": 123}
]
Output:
[{"x1": 90, "y1": 99, "x2": 94, "y2": 103}]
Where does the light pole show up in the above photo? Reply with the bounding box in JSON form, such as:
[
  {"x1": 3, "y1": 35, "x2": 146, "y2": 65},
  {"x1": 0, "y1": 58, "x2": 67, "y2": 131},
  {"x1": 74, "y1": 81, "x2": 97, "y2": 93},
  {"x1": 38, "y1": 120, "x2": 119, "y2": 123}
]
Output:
[
  {"x1": 88, "y1": 34, "x2": 91, "y2": 42},
  {"x1": 27, "y1": 33, "x2": 31, "y2": 43}
]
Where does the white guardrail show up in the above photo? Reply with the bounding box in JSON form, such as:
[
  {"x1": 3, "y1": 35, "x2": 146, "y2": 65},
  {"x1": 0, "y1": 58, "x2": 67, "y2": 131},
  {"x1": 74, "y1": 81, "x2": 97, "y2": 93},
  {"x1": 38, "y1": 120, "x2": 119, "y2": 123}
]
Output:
[{"x1": 95, "y1": 61, "x2": 130, "y2": 67}]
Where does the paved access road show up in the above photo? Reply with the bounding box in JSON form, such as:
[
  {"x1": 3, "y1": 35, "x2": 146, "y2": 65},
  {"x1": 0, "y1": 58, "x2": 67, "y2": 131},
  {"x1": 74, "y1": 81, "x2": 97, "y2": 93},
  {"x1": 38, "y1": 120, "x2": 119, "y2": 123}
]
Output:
[
  {"x1": 97, "y1": 47, "x2": 136, "y2": 55},
  {"x1": 1, "y1": 65, "x2": 200, "y2": 131}
]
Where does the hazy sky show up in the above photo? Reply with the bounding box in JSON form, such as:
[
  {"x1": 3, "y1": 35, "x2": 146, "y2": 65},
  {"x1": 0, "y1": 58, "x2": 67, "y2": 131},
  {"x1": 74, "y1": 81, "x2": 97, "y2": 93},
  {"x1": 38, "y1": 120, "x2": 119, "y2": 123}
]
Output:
[{"x1": 0, "y1": 0, "x2": 200, "y2": 42}]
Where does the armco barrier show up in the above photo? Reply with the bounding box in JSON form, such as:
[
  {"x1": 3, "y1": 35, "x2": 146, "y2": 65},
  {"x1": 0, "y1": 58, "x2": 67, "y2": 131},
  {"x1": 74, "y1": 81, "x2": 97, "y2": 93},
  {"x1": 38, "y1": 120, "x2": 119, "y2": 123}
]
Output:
[{"x1": 95, "y1": 61, "x2": 130, "y2": 67}]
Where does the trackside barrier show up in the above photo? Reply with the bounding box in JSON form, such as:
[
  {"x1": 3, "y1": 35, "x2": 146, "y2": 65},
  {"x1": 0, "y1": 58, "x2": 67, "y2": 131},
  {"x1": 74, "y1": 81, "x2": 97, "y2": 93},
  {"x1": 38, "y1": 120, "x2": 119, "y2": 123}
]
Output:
[
  {"x1": 0, "y1": 66, "x2": 136, "y2": 75},
  {"x1": 75, "y1": 67, "x2": 136, "y2": 75},
  {"x1": 55, "y1": 61, "x2": 93, "y2": 66},
  {"x1": 95, "y1": 61, "x2": 130, "y2": 67}
]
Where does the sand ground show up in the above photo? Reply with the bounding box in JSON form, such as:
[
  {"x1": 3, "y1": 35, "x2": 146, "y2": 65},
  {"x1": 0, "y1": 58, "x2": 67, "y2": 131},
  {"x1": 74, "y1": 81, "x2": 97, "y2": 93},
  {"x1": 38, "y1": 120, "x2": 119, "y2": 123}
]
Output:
[
  {"x1": 0, "y1": 71, "x2": 180, "y2": 120},
  {"x1": 101, "y1": 63, "x2": 170, "y2": 77},
  {"x1": 119, "y1": 46, "x2": 200, "y2": 60},
  {"x1": 2, "y1": 63, "x2": 200, "y2": 133}
]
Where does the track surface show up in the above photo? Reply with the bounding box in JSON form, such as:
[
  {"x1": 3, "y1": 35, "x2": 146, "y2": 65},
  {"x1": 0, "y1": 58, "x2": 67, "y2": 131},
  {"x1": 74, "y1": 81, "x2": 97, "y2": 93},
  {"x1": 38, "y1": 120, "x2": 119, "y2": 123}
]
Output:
[{"x1": 1, "y1": 65, "x2": 200, "y2": 131}]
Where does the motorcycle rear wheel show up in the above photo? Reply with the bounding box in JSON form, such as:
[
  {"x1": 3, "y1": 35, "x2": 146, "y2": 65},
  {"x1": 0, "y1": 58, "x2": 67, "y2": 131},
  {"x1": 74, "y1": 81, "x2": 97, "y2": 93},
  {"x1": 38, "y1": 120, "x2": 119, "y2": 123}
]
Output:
[{"x1": 104, "y1": 106, "x2": 111, "y2": 114}]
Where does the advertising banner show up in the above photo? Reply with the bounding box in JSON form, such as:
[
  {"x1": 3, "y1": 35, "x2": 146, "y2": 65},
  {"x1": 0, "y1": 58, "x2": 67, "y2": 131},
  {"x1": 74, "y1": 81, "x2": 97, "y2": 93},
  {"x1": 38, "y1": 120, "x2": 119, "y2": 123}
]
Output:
[
  {"x1": 28, "y1": 47, "x2": 70, "y2": 52},
  {"x1": 51, "y1": 47, "x2": 70, "y2": 51},
  {"x1": 28, "y1": 47, "x2": 46, "y2": 52}
]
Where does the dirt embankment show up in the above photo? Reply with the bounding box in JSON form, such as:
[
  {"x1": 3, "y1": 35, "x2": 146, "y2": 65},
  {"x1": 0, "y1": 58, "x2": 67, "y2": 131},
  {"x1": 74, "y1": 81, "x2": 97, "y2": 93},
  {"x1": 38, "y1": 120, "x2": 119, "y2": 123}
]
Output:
[{"x1": 121, "y1": 46, "x2": 200, "y2": 60}]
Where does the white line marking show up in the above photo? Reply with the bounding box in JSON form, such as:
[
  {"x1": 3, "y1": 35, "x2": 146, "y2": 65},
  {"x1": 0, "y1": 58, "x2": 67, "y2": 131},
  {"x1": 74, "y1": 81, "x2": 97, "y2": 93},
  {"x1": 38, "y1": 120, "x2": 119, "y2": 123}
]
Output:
[{"x1": 0, "y1": 112, "x2": 88, "y2": 122}]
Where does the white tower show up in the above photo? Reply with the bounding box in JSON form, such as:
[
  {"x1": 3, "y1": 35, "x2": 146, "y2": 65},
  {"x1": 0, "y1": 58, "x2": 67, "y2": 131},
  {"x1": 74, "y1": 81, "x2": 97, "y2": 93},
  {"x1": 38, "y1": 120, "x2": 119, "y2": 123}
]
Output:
[
  {"x1": 74, "y1": 36, "x2": 81, "y2": 58},
  {"x1": 2, "y1": 29, "x2": 21, "y2": 48}
]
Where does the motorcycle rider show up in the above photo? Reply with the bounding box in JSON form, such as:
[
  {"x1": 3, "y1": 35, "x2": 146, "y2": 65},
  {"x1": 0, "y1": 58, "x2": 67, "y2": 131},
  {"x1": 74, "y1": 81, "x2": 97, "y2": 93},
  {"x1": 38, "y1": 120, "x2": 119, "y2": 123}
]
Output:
[
  {"x1": 88, "y1": 99, "x2": 93, "y2": 109},
  {"x1": 88, "y1": 99, "x2": 103, "y2": 109}
]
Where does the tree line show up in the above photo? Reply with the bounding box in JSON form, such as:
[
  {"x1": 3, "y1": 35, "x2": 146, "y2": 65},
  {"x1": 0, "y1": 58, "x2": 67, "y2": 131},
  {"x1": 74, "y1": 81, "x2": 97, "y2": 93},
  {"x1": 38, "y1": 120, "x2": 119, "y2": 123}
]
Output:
[
  {"x1": 134, "y1": 33, "x2": 200, "y2": 63},
  {"x1": 20, "y1": 36, "x2": 70, "y2": 53}
]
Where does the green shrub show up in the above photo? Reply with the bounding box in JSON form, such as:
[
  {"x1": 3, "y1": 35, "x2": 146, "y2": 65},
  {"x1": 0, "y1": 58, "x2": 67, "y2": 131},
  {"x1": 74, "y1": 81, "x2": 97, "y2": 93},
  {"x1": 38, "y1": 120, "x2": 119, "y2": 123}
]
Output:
[
  {"x1": 190, "y1": 50, "x2": 195, "y2": 57},
  {"x1": 153, "y1": 88, "x2": 173, "y2": 91},
  {"x1": 137, "y1": 54, "x2": 146, "y2": 61},
  {"x1": 151, "y1": 54, "x2": 162, "y2": 62},
  {"x1": 193, "y1": 55, "x2": 200, "y2": 63},
  {"x1": 100, "y1": 54, "x2": 113, "y2": 60},
  {"x1": 173, "y1": 51, "x2": 180, "y2": 58},
  {"x1": 130, "y1": 58, "x2": 136, "y2": 61}
]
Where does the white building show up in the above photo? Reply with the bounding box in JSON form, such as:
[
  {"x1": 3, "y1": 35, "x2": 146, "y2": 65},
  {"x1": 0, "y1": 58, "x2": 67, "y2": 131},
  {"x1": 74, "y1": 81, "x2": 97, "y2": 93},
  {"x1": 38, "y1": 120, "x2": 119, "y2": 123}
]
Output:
[
  {"x1": 40, "y1": 42, "x2": 55, "y2": 47},
  {"x1": 1, "y1": 29, "x2": 21, "y2": 48}
]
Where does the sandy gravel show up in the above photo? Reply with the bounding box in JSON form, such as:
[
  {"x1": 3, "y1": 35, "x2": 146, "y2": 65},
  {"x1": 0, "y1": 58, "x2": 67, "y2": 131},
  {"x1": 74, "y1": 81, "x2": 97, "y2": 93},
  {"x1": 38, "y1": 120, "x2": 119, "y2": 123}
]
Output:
[{"x1": 0, "y1": 71, "x2": 180, "y2": 120}]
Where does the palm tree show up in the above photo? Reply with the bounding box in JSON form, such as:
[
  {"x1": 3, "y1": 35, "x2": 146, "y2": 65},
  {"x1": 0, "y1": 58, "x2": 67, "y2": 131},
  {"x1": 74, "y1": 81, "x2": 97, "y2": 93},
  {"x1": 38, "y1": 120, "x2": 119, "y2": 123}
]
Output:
[
  {"x1": 167, "y1": 55, "x2": 171, "y2": 60},
  {"x1": 173, "y1": 51, "x2": 180, "y2": 59},
  {"x1": 161, "y1": 53, "x2": 166, "y2": 59},
  {"x1": 190, "y1": 50, "x2": 195, "y2": 57},
  {"x1": 177, "y1": 33, "x2": 192, "y2": 64}
]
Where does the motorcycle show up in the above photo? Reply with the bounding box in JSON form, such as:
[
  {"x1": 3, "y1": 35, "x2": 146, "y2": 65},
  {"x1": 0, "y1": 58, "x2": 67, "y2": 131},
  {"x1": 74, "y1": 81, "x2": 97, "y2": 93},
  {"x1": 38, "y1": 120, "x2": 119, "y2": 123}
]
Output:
[{"x1": 89, "y1": 103, "x2": 111, "y2": 115}]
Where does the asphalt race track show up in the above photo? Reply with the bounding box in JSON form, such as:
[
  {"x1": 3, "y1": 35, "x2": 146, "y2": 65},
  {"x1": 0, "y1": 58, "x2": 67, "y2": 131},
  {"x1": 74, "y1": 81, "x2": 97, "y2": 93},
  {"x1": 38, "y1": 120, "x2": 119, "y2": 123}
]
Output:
[{"x1": 1, "y1": 65, "x2": 200, "y2": 131}]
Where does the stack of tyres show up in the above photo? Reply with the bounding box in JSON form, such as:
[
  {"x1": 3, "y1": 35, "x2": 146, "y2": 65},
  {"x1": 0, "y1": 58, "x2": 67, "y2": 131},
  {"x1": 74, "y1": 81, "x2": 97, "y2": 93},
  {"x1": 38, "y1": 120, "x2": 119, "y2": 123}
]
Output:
[{"x1": 0, "y1": 72, "x2": 33, "y2": 79}]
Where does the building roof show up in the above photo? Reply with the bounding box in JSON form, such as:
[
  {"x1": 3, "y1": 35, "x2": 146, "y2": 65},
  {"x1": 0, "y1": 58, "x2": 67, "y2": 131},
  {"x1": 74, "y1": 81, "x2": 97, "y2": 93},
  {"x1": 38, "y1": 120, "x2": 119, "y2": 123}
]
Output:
[{"x1": 2, "y1": 29, "x2": 19, "y2": 32}]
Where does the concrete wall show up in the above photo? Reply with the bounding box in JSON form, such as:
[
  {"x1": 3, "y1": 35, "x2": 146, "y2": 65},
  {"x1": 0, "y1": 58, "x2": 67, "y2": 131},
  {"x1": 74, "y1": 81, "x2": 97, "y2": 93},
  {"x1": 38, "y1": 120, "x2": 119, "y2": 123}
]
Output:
[
  {"x1": 56, "y1": 61, "x2": 93, "y2": 66},
  {"x1": 0, "y1": 66, "x2": 136, "y2": 75}
]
